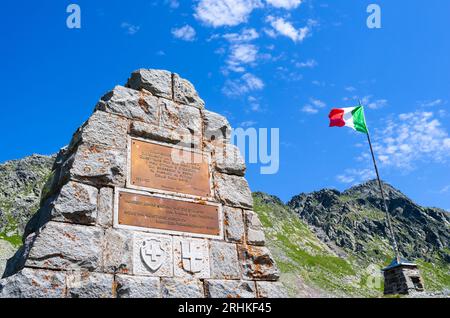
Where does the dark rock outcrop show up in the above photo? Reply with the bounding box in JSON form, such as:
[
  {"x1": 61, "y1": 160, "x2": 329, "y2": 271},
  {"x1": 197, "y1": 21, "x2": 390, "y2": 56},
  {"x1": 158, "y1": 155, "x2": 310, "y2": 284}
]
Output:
[{"x1": 288, "y1": 180, "x2": 450, "y2": 263}]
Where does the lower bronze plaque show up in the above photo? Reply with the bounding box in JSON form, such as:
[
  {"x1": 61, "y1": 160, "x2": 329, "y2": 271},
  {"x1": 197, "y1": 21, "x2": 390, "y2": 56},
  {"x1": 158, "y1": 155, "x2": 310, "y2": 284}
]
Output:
[
  {"x1": 116, "y1": 190, "x2": 221, "y2": 237},
  {"x1": 129, "y1": 138, "x2": 211, "y2": 197}
]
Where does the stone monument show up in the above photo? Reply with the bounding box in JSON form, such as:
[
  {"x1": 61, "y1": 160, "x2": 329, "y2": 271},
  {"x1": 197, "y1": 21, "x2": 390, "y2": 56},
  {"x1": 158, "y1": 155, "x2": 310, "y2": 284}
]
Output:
[
  {"x1": 382, "y1": 258, "x2": 424, "y2": 295},
  {"x1": 0, "y1": 69, "x2": 284, "y2": 298}
]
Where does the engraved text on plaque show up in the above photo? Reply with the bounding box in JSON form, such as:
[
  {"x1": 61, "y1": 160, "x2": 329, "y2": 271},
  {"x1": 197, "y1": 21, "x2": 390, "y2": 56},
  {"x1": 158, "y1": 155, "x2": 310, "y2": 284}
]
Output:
[
  {"x1": 129, "y1": 139, "x2": 211, "y2": 197},
  {"x1": 117, "y1": 190, "x2": 221, "y2": 237}
]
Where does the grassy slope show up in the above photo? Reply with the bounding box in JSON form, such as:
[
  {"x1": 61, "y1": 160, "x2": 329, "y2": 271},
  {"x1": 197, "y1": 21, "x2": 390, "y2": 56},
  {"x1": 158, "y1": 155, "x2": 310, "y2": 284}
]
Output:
[{"x1": 253, "y1": 193, "x2": 450, "y2": 297}]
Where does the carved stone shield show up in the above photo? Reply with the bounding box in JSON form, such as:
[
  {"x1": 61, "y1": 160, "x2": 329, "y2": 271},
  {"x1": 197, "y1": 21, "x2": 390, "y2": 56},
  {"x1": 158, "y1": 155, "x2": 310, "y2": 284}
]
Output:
[{"x1": 140, "y1": 238, "x2": 165, "y2": 272}]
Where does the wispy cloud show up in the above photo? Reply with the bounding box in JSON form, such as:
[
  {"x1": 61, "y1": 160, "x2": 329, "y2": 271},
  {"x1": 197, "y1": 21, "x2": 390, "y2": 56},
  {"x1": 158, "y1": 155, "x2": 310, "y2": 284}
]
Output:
[
  {"x1": 345, "y1": 86, "x2": 356, "y2": 92},
  {"x1": 336, "y1": 168, "x2": 376, "y2": 184},
  {"x1": 342, "y1": 95, "x2": 388, "y2": 110},
  {"x1": 222, "y1": 73, "x2": 264, "y2": 97},
  {"x1": 373, "y1": 111, "x2": 450, "y2": 170},
  {"x1": 295, "y1": 59, "x2": 318, "y2": 68},
  {"x1": 266, "y1": 0, "x2": 302, "y2": 9},
  {"x1": 171, "y1": 25, "x2": 196, "y2": 41},
  {"x1": 440, "y1": 185, "x2": 450, "y2": 194},
  {"x1": 223, "y1": 28, "x2": 259, "y2": 42},
  {"x1": 301, "y1": 98, "x2": 326, "y2": 114},
  {"x1": 418, "y1": 99, "x2": 445, "y2": 108},
  {"x1": 266, "y1": 16, "x2": 311, "y2": 43},
  {"x1": 240, "y1": 120, "x2": 257, "y2": 127},
  {"x1": 247, "y1": 96, "x2": 262, "y2": 111},
  {"x1": 165, "y1": 0, "x2": 180, "y2": 9},
  {"x1": 194, "y1": 0, "x2": 263, "y2": 27},
  {"x1": 121, "y1": 22, "x2": 140, "y2": 35},
  {"x1": 227, "y1": 44, "x2": 258, "y2": 72}
]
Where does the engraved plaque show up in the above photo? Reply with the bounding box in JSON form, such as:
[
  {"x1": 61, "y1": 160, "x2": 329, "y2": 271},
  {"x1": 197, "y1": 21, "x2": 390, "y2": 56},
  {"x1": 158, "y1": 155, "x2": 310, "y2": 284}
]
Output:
[
  {"x1": 117, "y1": 190, "x2": 221, "y2": 237},
  {"x1": 130, "y1": 139, "x2": 211, "y2": 197}
]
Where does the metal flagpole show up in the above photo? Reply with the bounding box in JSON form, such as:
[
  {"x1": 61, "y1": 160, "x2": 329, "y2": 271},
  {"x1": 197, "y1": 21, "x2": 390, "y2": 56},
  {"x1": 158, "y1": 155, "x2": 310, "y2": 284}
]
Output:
[{"x1": 359, "y1": 100, "x2": 401, "y2": 263}]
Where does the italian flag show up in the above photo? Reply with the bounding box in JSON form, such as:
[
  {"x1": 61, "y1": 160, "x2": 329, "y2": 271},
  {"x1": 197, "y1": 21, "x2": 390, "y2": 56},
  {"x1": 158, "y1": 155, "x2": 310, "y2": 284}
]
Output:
[{"x1": 328, "y1": 105, "x2": 368, "y2": 134}]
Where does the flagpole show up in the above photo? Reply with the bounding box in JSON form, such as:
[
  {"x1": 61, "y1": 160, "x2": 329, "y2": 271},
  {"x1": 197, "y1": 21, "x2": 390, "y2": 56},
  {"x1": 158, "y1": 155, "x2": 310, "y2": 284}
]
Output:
[{"x1": 359, "y1": 100, "x2": 401, "y2": 263}]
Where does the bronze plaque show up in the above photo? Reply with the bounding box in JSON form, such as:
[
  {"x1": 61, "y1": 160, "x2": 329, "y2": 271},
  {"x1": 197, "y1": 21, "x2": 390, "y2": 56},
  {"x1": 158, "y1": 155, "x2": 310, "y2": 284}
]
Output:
[
  {"x1": 130, "y1": 139, "x2": 211, "y2": 197},
  {"x1": 118, "y1": 191, "x2": 220, "y2": 236}
]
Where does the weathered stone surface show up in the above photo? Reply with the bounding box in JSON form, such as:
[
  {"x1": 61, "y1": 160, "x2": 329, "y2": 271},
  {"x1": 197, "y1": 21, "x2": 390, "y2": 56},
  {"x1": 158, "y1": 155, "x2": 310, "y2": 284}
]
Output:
[
  {"x1": 238, "y1": 245, "x2": 279, "y2": 281},
  {"x1": 2, "y1": 232, "x2": 37, "y2": 278},
  {"x1": 103, "y1": 228, "x2": 133, "y2": 274},
  {"x1": 173, "y1": 73, "x2": 205, "y2": 109},
  {"x1": 0, "y1": 69, "x2": 284, "y2": 298},
  {"x1": 0, "y1": 240, "x2": 15, "y2": 277},
  {"x1": 70, "y1": 111, "x2": 129, "y2": 150},
  {"x1": 203, "y1": 110, "x2": 231, "y2": 142},
  {"x1": 204, "y1": 280, "x2": 256, "y2": 298},
  {"x1": 96, "y1": 85, "x2": 159, "y2": 124},
  {"x1": 161, "y1": 277, "x2": 204, "y2": 298},
  {"x1": 66, "y1": 272, "x2": 113, "y2": 298},
  {"x1": 64, "y1": 143, "x2": 126, "y2": 187},
  {"x1": 223, "y1": 206, "x2": 244, "y2": 243},
  {"x1": 97, "y1": 187, "x2": 113, "y2": 227},
  {"x1": 173, "y1": 237, "x2": 210, "y2": 279},
  {"x1": 159, "y1": 98, "x2": 202, "y2": 137},
  {"x1": 50, "y1": 181, "x2": 98, "y2": 225},
  {"x1": 25, "y1": 221, "x2": 103, "y2": 271},
  {"x1": 130, "y1": 121, "x2": 201, "y2": 147},
  {"x1": 214, "y1": 144, "x2": 246, "y2": 176},
  {"x1": 214, "y1": 173, "x2": 253, "y2": 209},
  {"x1": 209, "y1": 241, "x2": 240, "y2": 279},
  {"x1": 127, "y1": 69, "x2": 172, "y2": 99},
  {"x1": 383, "y1": 265, "x2": 425, "y2": 295},
  {"x1": 133, "y1": 233, "x2": 173, "y2": 277},
  {"x1": 245, "y1": 210, "x2": 266, "y2": 246},
  {"x1": 116, "y1": 274, "x2": 161, "y2": 298},
  {"x1": 256, "y1": 281, "x2": 288, "y2": 298},
  {"x1": 0, "y1": 268, "x2": 66, "y2": 298}
]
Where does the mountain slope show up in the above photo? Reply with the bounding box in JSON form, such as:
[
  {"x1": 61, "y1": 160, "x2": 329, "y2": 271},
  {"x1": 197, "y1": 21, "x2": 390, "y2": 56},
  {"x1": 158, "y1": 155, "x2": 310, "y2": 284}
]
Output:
[
  {"x1": 0, "y1": 155, "x2": 448, "y2": 296},
  {"x1": 286, "y1": 181, "x2": 450, "y2": 292},
  {"x1": 255, "y1": 183, "x2": 450, "y2": 296},
  {"x1": 253, "y1": 192, "x2": 383, "y2": 297},
  {"x1": 0, "y1": 155, "x2": 54, "y2": 275}
]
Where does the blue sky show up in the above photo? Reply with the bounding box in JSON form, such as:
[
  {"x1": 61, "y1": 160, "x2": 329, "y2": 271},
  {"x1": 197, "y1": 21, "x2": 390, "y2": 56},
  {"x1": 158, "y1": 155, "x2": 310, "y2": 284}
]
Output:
[{"x1": 1, "y1": 0, "x2": 449, "y2": 210}]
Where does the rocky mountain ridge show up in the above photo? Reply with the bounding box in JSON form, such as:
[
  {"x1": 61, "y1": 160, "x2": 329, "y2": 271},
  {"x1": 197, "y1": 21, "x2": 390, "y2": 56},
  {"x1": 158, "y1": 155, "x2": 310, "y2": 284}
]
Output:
[
  {"x1": 288, "y1": 180, "x2": 450, "y2": 263},
  {"x1": 0, "y1": 155, "x2": 449, "y2": 296}
]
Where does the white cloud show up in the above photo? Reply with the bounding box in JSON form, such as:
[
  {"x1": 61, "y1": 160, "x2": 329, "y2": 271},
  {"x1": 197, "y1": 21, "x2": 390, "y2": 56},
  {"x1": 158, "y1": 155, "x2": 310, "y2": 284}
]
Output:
[
  {"x1": 343, "y1": 95, "x2": 388, "y2": 110},
  {"x1": 223, "y1": 28, "x2": 259, "y2": 42},
  {"x1": 121, "y1": 22, "x2": 140, "y2": 35},
  {"x1": 367, "y1": 99, "x2": 388, "y2": 110},
  {"x1": 301, "y1": 105, "x2": 318, "y2": 114},
  {"x1": 222, "y1": 73, "x2": 264, "y2": 97},
  {"x1": 373, "y1": 111, "x2": 450, "y2": 169},
  {"x1": 194, "y1": 0, "x2": 263, "y2": 27},
  {"x1": 165, "y1": 0, "x2": 180, "y2": 9},
  {"x1": 266, "y1": 0, "x2": 302, "y2": 9},
  {"x1": 171, "y1": 25, "x2": 196, "y2": 41},
  {"x1": 440, "y1": 185, "x2": 450, "y2": 194},
  {"x1": 295, "y1": 59, "x2": 317, "y2": 68},
  {"x1": 301, "y1": 98, "x2": 326, "y2": 114},
  {"x1": 248, "y1": 96, "x2": 261, "y2": 111},
  {"x1": 266, "y1": 16, "x2": 310, "y2": 43},
  {"x1": 240, "y1": 120, "x2": 257, "y2": 127},
  {"x1": 227, "y1": 44, "x2": 258, "y2": 72},
  {"x1": 336, "y1": 168, "x2": 376, "y2": 184},
  {"x1": 419, "y1": 99, "x2": 444, "y2": 108},
  {"x1": 345, "y1": 86, "x2": 356, "y2": 92}
]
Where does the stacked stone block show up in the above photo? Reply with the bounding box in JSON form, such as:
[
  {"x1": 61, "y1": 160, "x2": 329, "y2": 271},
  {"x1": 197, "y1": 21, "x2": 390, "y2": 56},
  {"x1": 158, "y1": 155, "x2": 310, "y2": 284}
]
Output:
[
  {"x1": 0, "y1": 69, "x2": 285, "y2": 298},
  {"x1": 383, "y1": 265, "x2": 424, "y2": 295}
]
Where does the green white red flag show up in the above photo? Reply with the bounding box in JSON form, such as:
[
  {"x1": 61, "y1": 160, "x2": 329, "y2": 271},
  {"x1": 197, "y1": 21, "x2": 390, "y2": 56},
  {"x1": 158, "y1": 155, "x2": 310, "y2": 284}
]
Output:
[{"x1": 328, "y1": 105, "x2": 368, "y2": 134}]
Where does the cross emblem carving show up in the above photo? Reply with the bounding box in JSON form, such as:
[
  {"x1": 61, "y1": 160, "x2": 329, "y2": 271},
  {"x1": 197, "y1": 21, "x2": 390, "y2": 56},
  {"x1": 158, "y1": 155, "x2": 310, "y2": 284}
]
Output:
[
  {"x1": 181, "y1": 241, "x2": 204, "y2": 273},
  {"x1": 140, "y1": 238, "x2": 165, "y2": 272}
]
